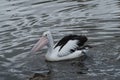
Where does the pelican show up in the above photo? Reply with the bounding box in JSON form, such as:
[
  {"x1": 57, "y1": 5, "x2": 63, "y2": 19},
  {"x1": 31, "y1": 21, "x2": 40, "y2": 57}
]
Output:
[{"x1": 31, "y1": 31, "x2": 91, "y2": 61}]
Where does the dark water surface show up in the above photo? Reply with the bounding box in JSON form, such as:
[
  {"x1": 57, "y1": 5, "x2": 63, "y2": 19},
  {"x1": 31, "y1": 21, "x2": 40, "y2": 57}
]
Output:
[{"x1": 0, "y1": 0, "x2": 120, "y2": 80}]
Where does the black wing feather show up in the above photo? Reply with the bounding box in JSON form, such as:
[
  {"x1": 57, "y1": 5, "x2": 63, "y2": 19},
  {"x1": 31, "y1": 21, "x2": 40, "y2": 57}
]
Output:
[{"x1": 54, "y1": 35, "x2": 88, "y2": 51}]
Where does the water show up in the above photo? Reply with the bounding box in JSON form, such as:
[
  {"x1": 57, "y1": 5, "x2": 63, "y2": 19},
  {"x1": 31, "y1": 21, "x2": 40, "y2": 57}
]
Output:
[{"x1": 0, "y1": 0, "x2": 120, "y2": 80}]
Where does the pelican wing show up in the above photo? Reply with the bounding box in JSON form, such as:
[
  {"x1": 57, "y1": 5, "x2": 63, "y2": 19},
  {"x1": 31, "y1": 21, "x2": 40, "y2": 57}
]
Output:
[
  {"x1": 57, "y1": 40, "x2": 78, "y2": 57},
  {"x1": 54, "y1": 35, "x2": 88, "y2": 57}
]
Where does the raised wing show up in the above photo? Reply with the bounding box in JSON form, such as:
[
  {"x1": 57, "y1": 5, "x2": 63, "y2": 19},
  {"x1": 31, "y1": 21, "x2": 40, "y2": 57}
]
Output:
[
  {"x1": 57, "y1": 40, "x2": 78, "y2": 57},
  {"x1": 54, "y1": 35, "x2": 88, "y2": 57}
]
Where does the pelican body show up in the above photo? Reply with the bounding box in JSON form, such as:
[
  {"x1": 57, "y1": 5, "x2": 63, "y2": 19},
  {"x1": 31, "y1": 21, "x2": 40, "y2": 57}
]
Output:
[{"x1": 31, "y1": 31, "x2": 90, "y2": 61}]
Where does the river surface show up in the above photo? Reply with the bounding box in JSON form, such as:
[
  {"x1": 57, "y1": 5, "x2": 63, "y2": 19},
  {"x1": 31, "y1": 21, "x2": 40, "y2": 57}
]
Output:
[{"x1": 0, "y1": 0, "x2": 120, "y2": 80}]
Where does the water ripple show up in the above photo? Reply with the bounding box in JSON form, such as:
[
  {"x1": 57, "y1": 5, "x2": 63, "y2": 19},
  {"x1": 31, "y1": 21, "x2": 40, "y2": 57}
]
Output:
[{"x1": 0, "y1": 0, "x2": 120, "y2": 79}]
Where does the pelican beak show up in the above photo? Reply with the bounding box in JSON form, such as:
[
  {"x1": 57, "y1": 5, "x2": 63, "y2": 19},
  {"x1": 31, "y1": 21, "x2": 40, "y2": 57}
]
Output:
[{"x1": 31, "y1": 36, "x2": 48, "y2": 52}]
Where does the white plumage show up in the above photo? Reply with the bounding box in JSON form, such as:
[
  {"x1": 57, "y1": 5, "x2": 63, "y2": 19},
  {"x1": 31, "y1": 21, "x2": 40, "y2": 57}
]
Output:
[{"x1": 31, "y1": 31, "x2": 90, "y2": 61}]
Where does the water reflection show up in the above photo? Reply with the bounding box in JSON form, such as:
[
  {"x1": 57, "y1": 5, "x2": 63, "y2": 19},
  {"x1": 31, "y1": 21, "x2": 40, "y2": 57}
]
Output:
[{"x1": 0, "y1": 0, "x2": 120, "y2": 80}]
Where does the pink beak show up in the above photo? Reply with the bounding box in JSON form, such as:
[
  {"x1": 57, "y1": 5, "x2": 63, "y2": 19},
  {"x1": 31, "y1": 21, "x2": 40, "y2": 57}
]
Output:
[{"x1": 31, "y1": 36, "x2": 48, "y2": 52}]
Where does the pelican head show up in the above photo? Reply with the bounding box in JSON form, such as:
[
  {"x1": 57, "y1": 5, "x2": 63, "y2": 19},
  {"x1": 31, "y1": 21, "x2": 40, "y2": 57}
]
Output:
[{"x1": 31, "y1": 31, "x2": 54, "y2": 52}]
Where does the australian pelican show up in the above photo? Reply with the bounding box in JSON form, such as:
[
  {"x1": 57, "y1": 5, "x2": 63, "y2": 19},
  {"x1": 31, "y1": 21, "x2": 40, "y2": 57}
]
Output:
[{"x1": 31, "y1": 31, "x2": 91, "y2": 61}]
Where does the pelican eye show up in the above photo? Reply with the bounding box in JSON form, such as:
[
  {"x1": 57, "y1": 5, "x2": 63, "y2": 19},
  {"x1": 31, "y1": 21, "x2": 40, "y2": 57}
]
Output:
[{"x1": 43, "y1": 34, "x2": 47, "y2": 37}]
